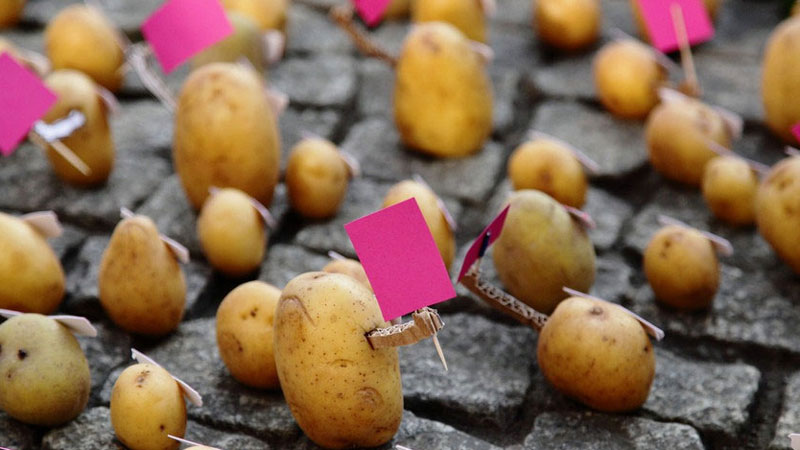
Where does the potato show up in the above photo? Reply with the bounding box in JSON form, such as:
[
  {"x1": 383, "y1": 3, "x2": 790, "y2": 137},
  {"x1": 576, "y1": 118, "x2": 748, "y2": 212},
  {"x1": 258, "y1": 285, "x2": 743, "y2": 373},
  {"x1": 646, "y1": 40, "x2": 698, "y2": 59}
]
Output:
[
  {"x1": 631, "y1": 0, "x2": 722, "y2": 43},
  {"x1": 593, "y1": 40, "x2": 666, "y2": 119},
  {"x1": 644, "y1": 225, "x2": 719, "y2": 310},
  {"x1": 0, "y1": 0, "x2": 25, "y2": 28},
  {"x1": 794, "y1": 1, "x2": 800, "y2": 16},
  {"x1": 111, "y1": 363, "x2": 187, "y2": 450},
  {"x1": 286, "y1": 138, "x2": 350, "y2": 219},
  {"x1": 45, "y1": 5, "x2": 125, "y2": 92},
  {"x1": 42, "y1": 70, "x2": 115, "y2": 186},
  {"x1": 394, "y1": 22, "x2": 493, "y2": 157},
  {"x1": 534, "y1": 0, "x2": 600, "y2": 51},
  {"x1": 192, "y1": 12, "x2": 267, "y2": 74},
  {"x1": 216, "y1": 281, "x2": 281, "y2": 388},
  {"x1": 762, "y1": 17, "x2": 800, "y2": 143},
  {"x1": 99, "y1": 214, "x2": 186, "y2": 336},
  {"x1": 508, "y1": 138, "x2": 587, "y2": 208},
  {"x1": 222, "y1": 0, "x2": 287, "y2": 32},
  {"x1": 0, "y1": 314, "x2": 90, "y2": 426},
  {"x1": 322, "y1": 258, "x2": 372, "y2": 293},
  {"x1": 197, "y1": 188, "x2": 267, "y2": 277},
  {"x1": 274, "y1": 272, "x2": 402, "y2": 448},
  {"x1": 385, "y1": 0, "x2": 411, "y2": 19},
  {"x1": 0, "y1": 213, "x2": 64, "y2": 314},
  {"x1": 173, "y1": 63, "x2": 280, "y2": 210},
  {"x1": 493, "y1": 190, "x2": 596, "y2": 314},
  {"x1": 537, "y1": 296, "x2": 655, "y2": 412},
  {"x1": 382, "y1": 179, "x2": 455, "y2": 270},
  {"x1": 412, "y1": 0, "x2": 487, "y2": 43},
  {"x1": 701, "y1": 156, "x2": 758, "y2": 226},
  {"x1": 756, "y1": 156, "x2": 800, "y2": 274},
  {"x1": 645, "y1": 95, "x2": 731, "y2": 186}
]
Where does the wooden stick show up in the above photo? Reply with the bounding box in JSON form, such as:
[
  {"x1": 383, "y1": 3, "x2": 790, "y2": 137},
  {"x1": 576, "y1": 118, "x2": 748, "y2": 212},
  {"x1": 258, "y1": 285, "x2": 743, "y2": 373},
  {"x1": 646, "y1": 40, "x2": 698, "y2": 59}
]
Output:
[
  {"x1": 28, "y1": 131, "x2": 92, "y2": 176},
  {"x1": 671, "y1": 3, "x2": 700, "y2": 97},
  {"x1": 329, "y1": 4, "x2": 398, "y2": 67}
]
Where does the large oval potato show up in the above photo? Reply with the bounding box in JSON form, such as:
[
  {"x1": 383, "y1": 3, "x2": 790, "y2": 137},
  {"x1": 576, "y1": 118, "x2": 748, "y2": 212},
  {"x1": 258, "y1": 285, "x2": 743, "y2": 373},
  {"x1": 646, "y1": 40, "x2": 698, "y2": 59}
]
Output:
[
  {"x1": 412, "y1": 0, "x2": 487, "y2": 43},
  {"x1": 286, "y1": 138, "x2": 350, "y2": 219},
  {"x1": 274, "y1": 272, "x2": 402, "y2": 449},
  {"x1": 701, "y1": 156, "x2": 758, "y2": 226},
  {"x1": 762, "y1": 17, "x2": 800, "y2": 143},
  {"x1": 174, "y1": 63, "x2": 280, "y2": 210},
  {"x1": 535, "y1": 0, "x2": 600, "y2": 51},
  {"x1": 508, "y1": 137, "x2": 587, "y2": 208},
  {"x1": 0, "y1": 0, "x2": 25, "y2": 28},
  {"x1": 0, "y1": 213, "x2": 64, "y2": 314},
  {"x1": 593, "y1": 39, "x2": 666, "y2": 119},
  {"x1": 756, "y1": 156, "x2": 800, "y2": 274},
  {"x1": 222, "y1": 0, "x2": 287, "y2": 32}
]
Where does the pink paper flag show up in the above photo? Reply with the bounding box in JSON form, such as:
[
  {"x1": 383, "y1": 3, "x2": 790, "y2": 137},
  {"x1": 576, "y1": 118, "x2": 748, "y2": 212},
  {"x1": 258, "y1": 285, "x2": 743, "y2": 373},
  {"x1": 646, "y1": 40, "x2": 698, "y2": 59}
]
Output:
[
  {"x1": 345, "y1": 198, "x2": 456, "y2": 321},
  {"x1": 791, "y1": 123, "x2": 800, "y2": 143},
  {"x1": 636, "y1": 0, "x2": 714, "y2": 53},
  {"x1": 0, "y1": 53, "x2": 57, "y2": 156},
  {"x1": 353, "y1": 0, "x2": 392, "y2": 27},
  {"x1": 457, "y1": 205, "x2": 510, "y2": 281},
  {"x1": 141, "y1": 0, "x2": 233, "y2": 74}
]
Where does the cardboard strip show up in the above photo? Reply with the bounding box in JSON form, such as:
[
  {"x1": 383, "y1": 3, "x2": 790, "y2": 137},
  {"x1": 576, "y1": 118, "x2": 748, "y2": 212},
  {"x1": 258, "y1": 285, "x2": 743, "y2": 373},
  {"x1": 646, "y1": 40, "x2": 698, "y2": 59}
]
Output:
[
  {"x1": 470, "y1": 41, "x2": 494, "y2": 64},
  {"x1": 527, "y1": 130, "x2": 600, "y2": 175},
  {"x1": 786, "y1": 146, "x2": 800, "y2": 158},
  {"x1": 33, "y1": 110, "x2": 86, "y2": 143},
  {"x1": 366, "y1": 307, "x2": 444, "y2": 349},
  {"x1": 562, "y1": 287, "x2": 665, "y2": 341},
  {"x1": 120, "y1": 208, "x2": 190, "y2": 263},
  {"x1": 704, "y1": 139, "x2": 770, "y2": 175},
  {"x1": 327, "y1": 250, "x2": 347, "y2": 261},
  {"x1": 168, "y1": 435, "x2": 221, "y2": 450},
  {"x1": 21, "y1": 211, "x2": 63, "y2": 238},
  {"x1": 131, "y1": 349, "x2": 203, "y2": 407},
  {"x1": 127, "y1": 43, "x2": 176, "y2": 112},
  {"x1": 340, "y1": 151, "x2": 361, "y2": 178},
  {"x1": 263, "y1": 30, "x2": 286, "y2": 65},
  {"x1": 657, "y1": 215, "x2": 734, "y2": 257},
  {"x1": 564, "y1": 205, "x2": 596, "y2": 229},
  {"x1": 412, "y1": 174, "x2": 457, "y2": 232},
  {"x1": 0, "y1": 309, "x2": 98, "y2": 337}
]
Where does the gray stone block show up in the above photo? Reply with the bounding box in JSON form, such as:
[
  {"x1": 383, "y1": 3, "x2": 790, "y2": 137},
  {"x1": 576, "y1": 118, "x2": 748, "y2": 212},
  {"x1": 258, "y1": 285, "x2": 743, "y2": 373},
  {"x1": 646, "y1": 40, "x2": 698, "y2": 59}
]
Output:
[
  {"x1": 136, "y1": 175, "x2": 200, "y2": 255},
  {"x1": 271, "y1": 55, "x2": 358, "y2": 108},
  {"x1": 584, "y1": 187, "x2": 633, "y2": 252},
  {"x1": 79, "y1": 320, "x2": 132, "y2": 403},
  {"x1": 51, "y1": 223, "x2": 87, "y2": 260},
  {"x1": 278, "y1": 108, "x2": 342, "y2": 170},
  {"x1": 696, "y1": 52, "x2": 762, "y2": 121},
  {"x1": 0, "y1": 413, "x2": 35, "y2": 450},
  {"x1": 66, "y1": 235, "x2": 109, "y2": 302},
  {"x1": 287, "y1": 4, "x2": 352, "y2": 54},
  {"x1": 591, "y1": 254, "x2": 633, "y2": 303},
  {"x1": 771, "y1": 371, "x2": 800, "y2": 450},
  {"x1": 41, "y1": 407, "x2": 122, "y2": 450},
  {"x1": 490, "y1": 0, "x2": 530, "y2": 28},
  {"x1": 490, "y1": 67, "x2": 520, "y2": 136},
  {"x1": 258, "y1": 243, "x2": 330, "y2": 289},
  {"x1": 111, "y1": 100, "x2": 173, "y2": 159},
  {"x1": 357, "y1": 58, "x2": 393, "y2": 118}
]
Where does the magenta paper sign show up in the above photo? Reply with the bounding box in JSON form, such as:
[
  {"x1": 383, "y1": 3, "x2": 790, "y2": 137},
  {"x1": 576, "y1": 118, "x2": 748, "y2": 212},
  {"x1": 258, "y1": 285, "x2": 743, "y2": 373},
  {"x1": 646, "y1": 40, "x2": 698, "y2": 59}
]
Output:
[
  {"x1": 345, "y1": 198, "x2": 456, "y2": 321},
  {"x1": 0, "y1": 53, "x2": 57, "y2": 156},
  {"x1": 352, "y1": 0, "x2": 392, "y2": 27},
  {"x1": 636, "y1": 0, "x2": 714, "y2": 53},
  {"x1": 791, "y1": 123, "x2": 800, "y2": 143},
  {"x1": 141, "y1": 0, "x2": 233, "y2": 73},
  {"x1": 457, "y1": 205, "x2": 510, "y2": 281}
]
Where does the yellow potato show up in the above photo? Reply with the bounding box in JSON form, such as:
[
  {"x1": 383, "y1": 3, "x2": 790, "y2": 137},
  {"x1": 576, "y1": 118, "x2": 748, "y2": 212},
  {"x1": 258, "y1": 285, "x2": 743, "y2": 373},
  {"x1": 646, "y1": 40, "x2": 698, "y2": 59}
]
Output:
[
  {"x1": 701, "y1": 156, "x2": 758, "y2": 226},
  {"x1": 322, "y1": 258, "x2": 372, "y2": 293},
  {"x1": 493, "y1": 190, "x2": 596, "y2": 314},
  {"x1": 216, "y1": 281, "x2": 281, "y2": 388},
  {"x1": 508, "y1": 138, "x2": 587, "y2": 208},
  {"x1": 756, "y1": 156, "x2": 800, "y2": 274},
  {"x1": 0, "y1": 213, "x2": 64, "y2": 314},
  {"x1": 111, "y1": 363, "x2": 187, "y2": 450},
  {"x1": 794, "y1": 1, "x2": 800, "y2": 16},
  {"x1": 42, "y1": 70, "x2": 115, "y2": 186},
  {"x1": 645, "y1": 96, "x2": 731, "y2": 186},
  {"x1": 385, "y1": 0, "x2": 411, "y2": 19},
  {"x1": 644, "y1": 225, "x2": 719, "y2": 310},
  {"x1": 98, "y1": 215, "x2": 186, "y2": 336},
  {"x1": 286, "y1": 138, "x2": 350, "y2": 219},
  {"x1": 197, "y1": 188, "x2": 267, "y2": 277},
  {"x1": 534, "y1": 0, "x2": 600, "y2": 51},
  {"x1": 593, "y1": 40, "x2": 666, "y2": 119},
  {"x1": 45, "y1": 5, "x2": 125, "y2": 92},
  {"x1": 382, "y1": 179, "x2": 455, "y2": 270},
  {"x1": 537, "y1": 296, "x2": 655, "y2": 412},
  {"x1": 274, "y1": 272, "x2": 402, "y2": 448},
  {"x1": 0, "y1": 0, "x2": 25, "y2": 28},
  {"x1": 0, "y1": 314, "x2": 90, "y2": 426},
  {"x1": 762, "y1": 17, "x2": 800, "y2": 143},
  {"x1": 173, "y1": 63, "x2": 281, "y2": 210},
  {"x1": 631, "y1": 0, "x2": 722, "y2": 42},
  {"x1": 192, "y1": 12, "x2": 267, "y2": 74},
  {"x1": 222, "y1": 0, "x2": 287, "y2": 32},
  {"x1": 412, "y1": 0, "x2": 487, "y2": 43},
  {"x1": 394, "y1": 22, "x2": 493, "y2": 157}
]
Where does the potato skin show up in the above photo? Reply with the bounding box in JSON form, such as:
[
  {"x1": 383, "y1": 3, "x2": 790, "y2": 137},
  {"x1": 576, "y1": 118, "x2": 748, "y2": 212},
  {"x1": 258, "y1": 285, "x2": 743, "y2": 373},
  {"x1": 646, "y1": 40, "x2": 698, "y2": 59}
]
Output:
[
  {"x1": 42, "y1": 70, "x2": 115, "y2": 186},
  {"x1": 593, "y1": 40, "x2": 666, "y2": 119},
  {"x1": 756, "y1": 156, "x2": 800, "y2": 274},
  {"x1": 644, "y1": 225, "x2": 719, "y2": 310},
  {"x1": 382, "y1": 180, "x2": 455, "y2": 270},
  {"x1": 286, "y1": 138, "x2": 350, "y2": 219},
  {"x1": 535, "y1": 0, "x2": 600, "y2": 51},
  {"x1": 702, "y1": 156, "x2": 758, "y2": 226},
  {"x1": 493, "y1": 190, "x2": 596, "y2": 314},
  {"x1": 99, "y1": 215, "x2": 186, "y2": 336},
  {"x1": 274, "y1": 272, "x2": 402, "y2": 449},
  {"x1": 174, "y1": 63, "x2": 280, "y2": 210},
  {"x1": 394, "y1": 22, "x2": 493, "y2": 158},
  {"x1": 412, "y1": 0, "x2": 487, "y2": 43},
  {"x1": 197, "y1": 188, "x2": 266, "y2": 277},
  {"x1": 0, "y1": 213, "x2": 64, "y2": 314},
  {"x1": 537, "y1": 296, "x2": 655, "y2": 412},
  {"x1": 762, "y1": 17, "x2": 800, "y2": 143},
  {"x1": 111, "y1": 363, "x2": 186, "y2": 450},
  {"x1": 216, "y1": 281, "x2": 281, "y2": 388},
  {"x1": 508, "y1": 138, "x2": 587, "y2": 208},
  {"x1": 0, "y1": 314, "x2": 90, "y2": 426},
  {"x1": 45, "y1": 5, "x2": 124, "y2": 92},
  {"x1": 222, "y1": 0, "x2": 287, "y2": 32},
  {"x1": 0, "y1": 0, "x2": 25, "y2": 28},
  {"x1": 322, "y1": 258, "x2": 372, "y2": 293}
]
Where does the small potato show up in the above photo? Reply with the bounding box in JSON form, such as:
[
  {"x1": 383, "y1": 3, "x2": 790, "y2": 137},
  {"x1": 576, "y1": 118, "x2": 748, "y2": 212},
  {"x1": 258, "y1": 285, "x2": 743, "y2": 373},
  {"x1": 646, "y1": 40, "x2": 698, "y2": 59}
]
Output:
[
  {"x1": 534, "y1": 0, "x2": 600, "y2": 51},
  {"x1": 45, "y1": 5, "x2": 125, "y2": 92},
  {"x1": 192, "y1": 12, "x2": 267, "y2": 74},
  {"x1": 111, "y1": 363, "x2": 187, "y2": 450},
  {"x1": 0, "y1": 314, "x2": 90, "y2": 426},
  {"x1": 286, "y1": 138, "x2": 350, "y2": 219},
  {"x1": 644, "y1": 225, "x2": 719, "y2": 310},
  {"x1": 0, "y1": 0, "x2": 25, "y2": 28},
  {"x1": 593, "y1": 40, "x2": 666, "y2": 119},
  {"x1": 762, "y1": 16, "x2": 800, "y2": 143},
  {"x1": 216, "y1": 281, "x2": 281, "y2": 388},
  {"x1": 508, "y1": 138, "x2": 587, "y2": 208},
  {"x1": 274, "y1": 272, "x2": 402, "y2": 449},
  {"x1": 537, "y1": 296, "x2": 655, "y2": 412},
  {"x1": 756, "y1": 156, "x2": 800, "y2": 274},
  {"x1": 701, "y1": 156, "x2": 758, "y2": 226},
  {"x1": 0, "y1": 212, "x2": 65, "y2": 314},
  {"x1": 222, "y1": 0, "x2": 287, "y2": 32},
  {"x1": 322, "y1": 258, "x2": 372, "y2": 293},
  {"x1": 412, "y1": 0, "x2": 488, "y2": 43},
  {"x1": 197, "y1": 188, "x2": 267, "y2": 277}
]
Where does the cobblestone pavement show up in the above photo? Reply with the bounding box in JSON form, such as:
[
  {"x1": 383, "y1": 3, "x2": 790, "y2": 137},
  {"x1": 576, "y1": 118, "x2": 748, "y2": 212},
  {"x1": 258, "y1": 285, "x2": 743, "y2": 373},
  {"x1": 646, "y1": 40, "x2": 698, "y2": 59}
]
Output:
[{"x1": 1, "y1": 0, "x2": 800, "y2": 449}]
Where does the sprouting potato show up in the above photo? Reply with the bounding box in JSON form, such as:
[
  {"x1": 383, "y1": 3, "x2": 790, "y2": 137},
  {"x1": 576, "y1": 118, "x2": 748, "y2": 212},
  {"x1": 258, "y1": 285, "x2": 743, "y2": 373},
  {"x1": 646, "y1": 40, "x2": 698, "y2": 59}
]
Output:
[
  {"x1": 322, "y1": 258, "x2": 372, "y2": 293},
  {"x1": 508, "y1": 137, "x2": 588, "y2": 208},
  {"x1": 534, "y1": 0, "x2": 600, "y2": 51},
  {"x1": 755, "y1": 156, "x2": 800, "y2": 274},
  {"x1": 192, "y1": 12, "x2": 267, "y2": 74},
  {"x1": 0, "y1": 0, "x2": 25, "y2": 28},
  {"x1": 286, "y1": 138, "x2": 350, "y2": 219},
  {"x1": 412, "y1": 0, "x2": 488, "y2": 43},
  {"x1": 762, "y1": 16, "x2": 800, "y2": 143},
  {"x1": 222, "y1": 0, "x2": 287, "y2": 32},
  {"x1": 701, "y1": 156, "x2": 758, "y2": 226}
]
